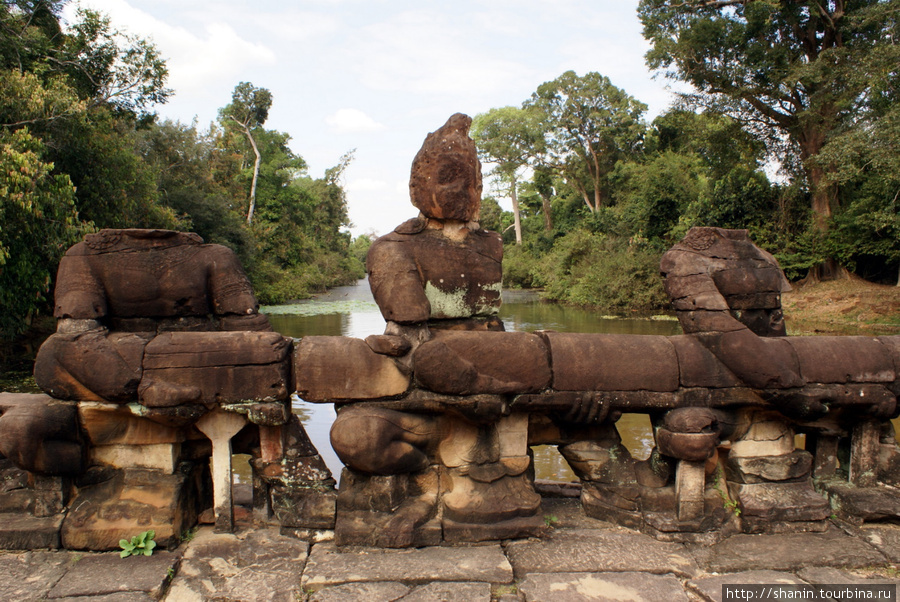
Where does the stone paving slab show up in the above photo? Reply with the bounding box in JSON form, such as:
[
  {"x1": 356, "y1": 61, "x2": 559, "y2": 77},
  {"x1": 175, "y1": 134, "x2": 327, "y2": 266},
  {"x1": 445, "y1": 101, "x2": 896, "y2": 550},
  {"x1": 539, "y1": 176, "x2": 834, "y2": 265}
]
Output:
[
  {"x1": 519, "y1": 571, "x2": 690, "y2": 602},
  {"x1": 307, "y1": 579, "x2": 494, "y2": 602},
  {"x1": 401, "y1": 581, "x2": 493, "y2": 601},
  {"x1": 47, "y1": 550, "x2": 179, "y2": 599},
  {"x1": 301, "y1": 542, "x2": 513, "y2": 591},
  {"x1": 860, "y1": 525, "x2": 900, "y2": 563},
  {"x1": 308, "y1": 582, "x2": 411, "y2": 602},
  {"x1": 798, "y1": 566, "x2": 900, "y2": 585},
  {"x1": 504, "y1": 528, "x2": 698, "y2": 579},
  {"x1": 164, "y1": 527, "x2": 308, "y2": 602},
  {"x1": 52, "y1": 593, "x2": 156, "y2": 601},
  {"x1": 687, "y1": 526, "x2": 889, "y2": 573},
  {"x1": 0, "y1": 550, "x2": 76, "y2": 601},
  {"x1": 687, "y1": 570, "x2": 807, "y2": 602}
]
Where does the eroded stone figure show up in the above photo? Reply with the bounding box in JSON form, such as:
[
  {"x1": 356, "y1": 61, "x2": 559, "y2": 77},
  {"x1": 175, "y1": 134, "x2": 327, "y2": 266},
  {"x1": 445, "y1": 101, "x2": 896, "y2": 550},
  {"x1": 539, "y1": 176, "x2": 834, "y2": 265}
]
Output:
[
  {"x1": 8, "y1": 228, "x2": 334, "y2": 549},
  {"x1": 660, "y1": 227, "x2": 899, "y2": 530},
  {"x1": 329, "y1": 114, "x2": 546, "y2": 546},
  {"x1": 34, "y1": 229, "x2": 277, "y2": 406}
]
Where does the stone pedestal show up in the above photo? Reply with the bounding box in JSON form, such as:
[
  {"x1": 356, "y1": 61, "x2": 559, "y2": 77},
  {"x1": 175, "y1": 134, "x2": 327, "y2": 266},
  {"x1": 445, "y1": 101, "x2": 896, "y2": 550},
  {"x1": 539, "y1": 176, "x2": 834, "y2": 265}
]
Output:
[
  {"x1": 335, "y1": 469, "x2": 442, "y2": 548},
  {"x1": 61, "y1": 465, "x2": 207, "y2": 550}
]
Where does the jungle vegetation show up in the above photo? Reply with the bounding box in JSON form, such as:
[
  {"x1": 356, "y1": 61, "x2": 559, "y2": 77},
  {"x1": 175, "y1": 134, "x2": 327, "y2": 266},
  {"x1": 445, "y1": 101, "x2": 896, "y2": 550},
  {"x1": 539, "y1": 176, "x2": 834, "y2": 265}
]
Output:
[
  {"x1": 0, "y1": 0, "x2": 364, "y2": 338},
  {"x1": 473, "y1": 0, "x2": 900, "y2": 312}
]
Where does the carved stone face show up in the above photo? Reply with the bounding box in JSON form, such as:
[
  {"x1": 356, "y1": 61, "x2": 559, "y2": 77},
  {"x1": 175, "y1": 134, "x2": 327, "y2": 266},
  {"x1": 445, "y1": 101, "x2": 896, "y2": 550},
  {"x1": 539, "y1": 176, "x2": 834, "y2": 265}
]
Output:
[
  {"x1": 409, "y1": 113, "x2": 483, "y2": 222},
  {"x1": 733, "y1": 308, "x2": 787, "y2": 337}
]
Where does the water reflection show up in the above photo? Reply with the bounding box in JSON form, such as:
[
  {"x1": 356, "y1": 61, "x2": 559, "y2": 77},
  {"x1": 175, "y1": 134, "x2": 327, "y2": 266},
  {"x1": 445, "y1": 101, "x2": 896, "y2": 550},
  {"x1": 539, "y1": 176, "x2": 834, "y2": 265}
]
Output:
[{"x1": 262, "y1": 279, "x2": 678, "y2": 483}]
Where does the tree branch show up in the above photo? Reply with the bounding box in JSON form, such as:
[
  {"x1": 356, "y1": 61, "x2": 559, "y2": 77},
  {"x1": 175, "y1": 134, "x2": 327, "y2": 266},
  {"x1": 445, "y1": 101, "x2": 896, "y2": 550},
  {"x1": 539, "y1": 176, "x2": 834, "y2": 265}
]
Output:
[{"x1": 666, "y1": 0, "x2": 748, "y2": 9}]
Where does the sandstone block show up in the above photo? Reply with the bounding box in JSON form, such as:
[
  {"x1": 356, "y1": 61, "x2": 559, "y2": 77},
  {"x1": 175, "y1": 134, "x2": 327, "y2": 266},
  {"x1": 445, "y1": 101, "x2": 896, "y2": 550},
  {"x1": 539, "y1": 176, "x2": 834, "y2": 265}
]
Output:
[
  {"x1": 91, "y1": 443, "x2": 181, "y2": 472},
  {"x1": 78, "y1": 402, "x2": 190, "y2": 445},
  {"x1": 543, "y1": 332, "x2": 678, "y2": 392},
  {"x1": 787, "y1": 336, "x2": 895, "y2": 384},
  {"x1": 270, "y1": 486, "x2": 336, "y2": 530},
  {"x1": 0, "y1": 393, "x2": 84, "y2": 476},
  {"x1": 294, "y1": 336, "x2": 409, "y2": 401},
  {"x1": 141, "y1": 331, "x2": 291, "y2": 405},
  {"x1": 670, "y1": 335, "x2": 742, "y2": 388},
  {"x1": 414, "y1": 331, "x2": 550, "y2": 395},
  {"x1": 61, "y1": 466, "x2": 204, "y2": 550},
  {"x1": 34, "y1": 330, "x2": 147, "y2": 401},
  {"x1": 365, "y1": 334, "x2": 411, "y2": 356},
  {"x1": 0, "y1": 514, "x2": 63, "y2": 550},
  {"x1": 142, "y1": 330, "x2": 290, "y2": 369},
  {"x1": 728, "y1": 480, "x2": 830, "y2": 522},
  {"x1": 725, "y1": 450, "x2": 813, "y2": 483}
]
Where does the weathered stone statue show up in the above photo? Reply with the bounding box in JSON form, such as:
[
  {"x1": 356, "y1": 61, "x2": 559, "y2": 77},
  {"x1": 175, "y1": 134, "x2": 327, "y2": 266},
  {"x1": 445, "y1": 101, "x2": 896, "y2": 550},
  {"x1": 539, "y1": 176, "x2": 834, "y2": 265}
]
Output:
[
  {"x1": 35, "y1": 228, "x2": 275, "y2": 405},
  {"x1": 660, "y1": 227, "x2": 827, "y2": 533},
  {"x1": 325, "y1": 113, "x2": 547, "y2": 546},
  {"x1": 660, "y1": 226, "x2": 900, "y2": 531},
  {"x1": 2, "y1": 228, "x2": 334, "y2": 550}
]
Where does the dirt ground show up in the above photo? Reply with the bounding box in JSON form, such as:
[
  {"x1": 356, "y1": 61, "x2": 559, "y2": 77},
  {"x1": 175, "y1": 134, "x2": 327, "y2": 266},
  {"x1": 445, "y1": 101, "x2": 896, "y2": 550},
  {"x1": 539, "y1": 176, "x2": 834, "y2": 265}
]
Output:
[{"x1": 782, "y1": 276, "x2": 900, "y2": 336}]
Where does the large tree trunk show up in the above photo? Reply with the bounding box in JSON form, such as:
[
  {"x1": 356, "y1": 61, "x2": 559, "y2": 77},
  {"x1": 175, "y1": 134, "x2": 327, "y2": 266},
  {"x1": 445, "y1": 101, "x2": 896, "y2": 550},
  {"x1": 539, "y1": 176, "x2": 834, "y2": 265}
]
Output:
[
  {"x1": 510, "y1": 174, "x2": 523, "y2": 245},
  {"x1": 540, "y1": 192, "x2": 553, "y2": 232},
  {"x1": 246, "y1": 130, "x2": 261, "y2": 225},
  {"x1": 799, "y1": 125, "x2": 848, "y2": 282}
]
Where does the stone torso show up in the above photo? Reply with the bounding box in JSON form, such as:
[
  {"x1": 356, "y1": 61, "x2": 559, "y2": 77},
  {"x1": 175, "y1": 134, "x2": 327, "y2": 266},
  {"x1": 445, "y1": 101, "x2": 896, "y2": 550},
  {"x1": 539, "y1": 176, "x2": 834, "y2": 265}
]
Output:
[{"x1": 366, "y1": 218, "x2": 502, "y2": 324}]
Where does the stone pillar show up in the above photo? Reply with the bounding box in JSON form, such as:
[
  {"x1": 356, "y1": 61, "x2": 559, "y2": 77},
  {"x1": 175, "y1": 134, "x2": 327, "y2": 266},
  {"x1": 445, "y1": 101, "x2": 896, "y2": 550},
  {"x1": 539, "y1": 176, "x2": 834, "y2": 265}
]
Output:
[
  {"x1": 675, "y1": 460, "x2": 706, "y2": 521},
  {"x1": 850, "y1": 420, "x2": 880, "y2": 487},
  {"x1": 196, "y1": 409, "x2": 247, "y2": 532}
]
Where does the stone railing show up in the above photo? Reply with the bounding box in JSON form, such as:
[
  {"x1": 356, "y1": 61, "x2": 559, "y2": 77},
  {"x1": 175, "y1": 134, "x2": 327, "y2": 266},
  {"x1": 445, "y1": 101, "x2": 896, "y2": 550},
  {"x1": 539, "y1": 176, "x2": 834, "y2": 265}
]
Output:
[{"x1": 1, "y1": 113, "x2": 897, "y2": 551}]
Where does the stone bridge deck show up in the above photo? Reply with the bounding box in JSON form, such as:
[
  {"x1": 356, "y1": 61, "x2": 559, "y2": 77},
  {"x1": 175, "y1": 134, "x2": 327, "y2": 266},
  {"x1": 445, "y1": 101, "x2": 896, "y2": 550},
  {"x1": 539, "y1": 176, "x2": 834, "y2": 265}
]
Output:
[{"x1": 2, "y1": 497, "x2": 896, "y2": 601}]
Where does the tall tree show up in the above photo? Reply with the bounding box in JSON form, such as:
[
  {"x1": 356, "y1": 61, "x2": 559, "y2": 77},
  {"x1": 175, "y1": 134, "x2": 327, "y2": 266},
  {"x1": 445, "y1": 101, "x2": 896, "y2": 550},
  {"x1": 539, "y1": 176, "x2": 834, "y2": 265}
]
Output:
[
  {"x1": 639, "y1": 0, "x2": 899, "y2": 277},
  {"x1": 0, "y1": 128, "x2": 82, "y2": 336},
  {"x1": 0, "y1": 1, "x2": 173, "y2": 336},
  {"x1": 526, "y1": 71, "x2": 647, "y2": 215},
  {"x1": 220, "y1": 82, "x2": 272, "y2": 224},
  {"x1": 472, "y1": 106, "x2": 543, "y2": 244}
]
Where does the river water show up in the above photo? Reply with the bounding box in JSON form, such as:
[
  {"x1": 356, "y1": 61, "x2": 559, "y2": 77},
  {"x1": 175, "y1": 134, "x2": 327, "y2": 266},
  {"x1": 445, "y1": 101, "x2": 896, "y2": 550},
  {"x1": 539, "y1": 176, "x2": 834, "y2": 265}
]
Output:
[{"x1": 263, "y1": 278, "x2": 683, "y2": 482}]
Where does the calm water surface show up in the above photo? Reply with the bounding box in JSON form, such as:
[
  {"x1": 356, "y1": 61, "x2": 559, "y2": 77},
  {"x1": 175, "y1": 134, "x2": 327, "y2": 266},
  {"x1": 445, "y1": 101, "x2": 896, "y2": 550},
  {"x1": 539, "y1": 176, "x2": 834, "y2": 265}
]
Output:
[{"x1": 262, "y1": 278, "x2": 682, "y2": 482}]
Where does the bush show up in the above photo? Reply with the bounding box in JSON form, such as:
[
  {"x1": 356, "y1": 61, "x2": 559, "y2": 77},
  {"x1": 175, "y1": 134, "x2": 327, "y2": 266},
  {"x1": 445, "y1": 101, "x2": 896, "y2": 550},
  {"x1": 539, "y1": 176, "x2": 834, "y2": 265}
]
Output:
[{"x1": 503, "y1": 228, "x2": 670, "y2": 312}]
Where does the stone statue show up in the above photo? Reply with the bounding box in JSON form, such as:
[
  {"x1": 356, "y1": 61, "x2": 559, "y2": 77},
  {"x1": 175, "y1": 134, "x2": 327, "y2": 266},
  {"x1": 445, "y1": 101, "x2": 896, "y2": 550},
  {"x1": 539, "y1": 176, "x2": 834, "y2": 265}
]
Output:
[
  {"x1": 5, "y1": 228, "x2": 334, "y2": 550},
  {"x1": 35, "y1": 228, "x2": 275, "y2": 406},
  {"x1": 328, "y1": 114, "x2": 547, "y2": 546},
  {"x1": 660, "y1": 226, "x2": 900, "y2": 531}
]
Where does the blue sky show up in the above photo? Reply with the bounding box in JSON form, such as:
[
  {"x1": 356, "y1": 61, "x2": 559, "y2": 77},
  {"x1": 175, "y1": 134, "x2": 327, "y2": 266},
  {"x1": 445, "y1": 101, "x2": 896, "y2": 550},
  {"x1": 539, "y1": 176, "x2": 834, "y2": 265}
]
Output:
[{"x1": 64, "y1": 0, "x2": 682, "y2": 237}]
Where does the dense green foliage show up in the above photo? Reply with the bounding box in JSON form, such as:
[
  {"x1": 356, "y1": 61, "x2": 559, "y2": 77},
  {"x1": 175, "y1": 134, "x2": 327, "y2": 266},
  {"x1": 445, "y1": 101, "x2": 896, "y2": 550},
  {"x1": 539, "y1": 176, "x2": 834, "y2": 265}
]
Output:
[
  {"x1": 0, "y1": 1, "x2": 362, "y2": 338},
  {"x1": 475, "y1": 3, "x2": 900, "y2": 312},
  {"x1": 639, "y1": 0, "x2": 900, "y2": 278}
]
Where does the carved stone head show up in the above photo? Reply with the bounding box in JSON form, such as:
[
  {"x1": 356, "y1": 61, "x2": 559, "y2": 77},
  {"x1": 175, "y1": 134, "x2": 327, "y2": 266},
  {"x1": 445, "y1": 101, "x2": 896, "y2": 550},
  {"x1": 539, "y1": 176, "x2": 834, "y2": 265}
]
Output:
[{"x1": 409, "y1": 113, "x2": 483, "y2": 222}]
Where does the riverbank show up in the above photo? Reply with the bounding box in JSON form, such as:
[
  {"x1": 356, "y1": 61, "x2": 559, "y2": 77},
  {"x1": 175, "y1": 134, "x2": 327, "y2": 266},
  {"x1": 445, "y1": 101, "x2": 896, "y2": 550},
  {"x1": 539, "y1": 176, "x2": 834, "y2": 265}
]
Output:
[{"x1": 782, "y1": 277, "x2": 900, "y2": 335}]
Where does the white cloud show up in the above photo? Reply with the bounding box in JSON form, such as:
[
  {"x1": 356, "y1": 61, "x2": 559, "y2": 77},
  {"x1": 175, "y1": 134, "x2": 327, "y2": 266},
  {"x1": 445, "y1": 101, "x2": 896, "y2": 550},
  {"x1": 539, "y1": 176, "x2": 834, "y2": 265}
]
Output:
[
  {"x1": 347, "y1": 10, "x2": 536, "y2": 101},
  {"x1": 325, "y1": 109, "x2": 386, "y2": 134},
  {"x1": 65, "y1": 0, "x2": 276, "y2": 111},
  {"x1": 165, "y1": 23, "x2": 275, "y2": 91},
  {"x1": 346, "y1": 178, "x2": 389, "y2": 192}
]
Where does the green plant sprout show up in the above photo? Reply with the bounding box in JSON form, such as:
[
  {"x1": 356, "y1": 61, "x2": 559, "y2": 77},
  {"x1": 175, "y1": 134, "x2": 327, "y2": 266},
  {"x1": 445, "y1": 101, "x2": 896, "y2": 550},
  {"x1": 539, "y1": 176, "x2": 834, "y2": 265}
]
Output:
[
  {"x1": 119, "y1": 530, "x2": 157, "y2": 558},
  {"x1": 713, "y1": 467, "x2": 741, "y2": 517}
]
